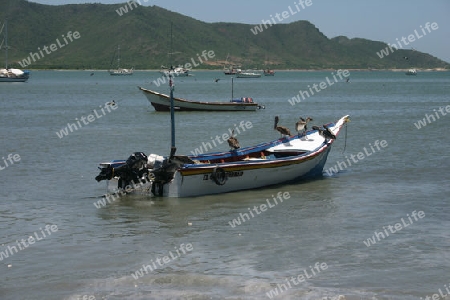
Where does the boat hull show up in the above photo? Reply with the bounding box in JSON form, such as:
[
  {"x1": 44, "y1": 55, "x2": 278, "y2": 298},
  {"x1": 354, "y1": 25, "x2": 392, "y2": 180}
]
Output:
[
  {"x1": 236, "y1": 72, "x2": 261, "y2": 78},
  {"x1": 139, "y1": 87, "x2": 259, "y2": 112},
  {"x1": 0, "y1": 77, "x2": 28, "y2": 82},
  {"x1": 97, "y1": 116, "x2": 350, "y2": 198},
  {"x1": 160, "y1": 146, "x2": 331, "y2": 197},
  {"x1": 109, "y1": 69, "x2": 133, "y2": 75}
]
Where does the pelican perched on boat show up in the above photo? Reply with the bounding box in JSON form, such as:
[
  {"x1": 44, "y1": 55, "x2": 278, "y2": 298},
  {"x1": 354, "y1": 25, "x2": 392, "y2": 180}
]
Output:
[
  {"x1": 312, "y1": 125, "x2": 336, "y2": 140},
  {"x1": 295, "y1": 116, "x2": 313, "y2": 138},
  {"x1": 227, "y1": 129, "x2": 240, "y2": 150},
  {"x1": 274, "y1": 116, "x2": 291, "y2": 138}
]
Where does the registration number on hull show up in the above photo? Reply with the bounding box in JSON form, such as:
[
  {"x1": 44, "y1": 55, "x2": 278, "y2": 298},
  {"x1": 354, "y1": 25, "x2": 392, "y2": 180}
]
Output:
[{"x1": 203, "y1": 171, "x2": 244, "y2": 180}]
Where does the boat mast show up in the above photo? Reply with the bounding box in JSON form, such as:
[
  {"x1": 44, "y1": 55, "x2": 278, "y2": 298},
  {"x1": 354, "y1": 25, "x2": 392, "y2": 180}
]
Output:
[
  {"x1": 231, "y1": 77, "x2": 234, "y2": 101},
  {"x1": 3, "y1": 20, "x2": 8, "y2": 69},
  {"x1": 116, "y1": 45, "x2": 120, "y2": 69},
  {"x1": 169, "y1": 23, "x2": 176, "y2": 158}
]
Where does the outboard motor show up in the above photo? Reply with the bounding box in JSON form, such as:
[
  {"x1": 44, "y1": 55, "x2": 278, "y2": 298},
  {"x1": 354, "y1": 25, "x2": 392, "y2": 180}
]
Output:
[{"x1": 95, "y1": 152, "x2": 149, "y2": 190}]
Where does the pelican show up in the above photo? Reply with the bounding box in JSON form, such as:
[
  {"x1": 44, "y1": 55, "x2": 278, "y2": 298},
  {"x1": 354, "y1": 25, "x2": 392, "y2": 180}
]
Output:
[
  {"x1": 274, "y1": 116, "x2": 291, "y2": 137},
  {"x1": 312, "y1": 125, "x2": 336, "y2": 140},
  {"x1": 323, "y1": 124, "x2": 337, "y2": 139},
  {"x1": 295, "y1": 116, "x2": 313, "y2": 138},
  {"x1": 227, "y1": 130, "x2": 240, "y2": 150}
]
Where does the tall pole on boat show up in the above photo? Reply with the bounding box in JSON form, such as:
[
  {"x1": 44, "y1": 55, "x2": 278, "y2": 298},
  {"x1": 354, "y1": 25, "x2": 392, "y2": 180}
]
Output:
[
  {"x1": 169, "y1": 23, "x2": 176, "y2": 158},
  {"x1": 170, "y1": 69, "x2": 175, "y2": 150},
  {"x1": 117, "y1": 45, "x2": 120, "y2": 69},
  {"x1": 4, "y1": 20, "x2": 8, "y2": 69},
  {"x1": 231, "y1": 77, "x2": 234, "y2": 101}
]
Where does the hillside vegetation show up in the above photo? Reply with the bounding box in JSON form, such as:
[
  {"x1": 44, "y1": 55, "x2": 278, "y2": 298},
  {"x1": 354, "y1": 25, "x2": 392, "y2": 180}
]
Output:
[{"x1": 1, "y1": 0, "x2": 448, "y2": 70}]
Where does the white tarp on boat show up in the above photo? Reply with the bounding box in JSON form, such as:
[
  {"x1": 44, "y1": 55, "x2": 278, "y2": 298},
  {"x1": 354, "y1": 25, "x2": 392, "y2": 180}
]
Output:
[{"x1": 9, "y1": 68, "x2": 25, "y2": 76}]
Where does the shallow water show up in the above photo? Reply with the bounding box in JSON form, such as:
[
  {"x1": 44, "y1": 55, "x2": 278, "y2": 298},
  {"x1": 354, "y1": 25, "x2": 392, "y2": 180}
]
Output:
[{"x1": 1, "y1": 70, "x2": 449, "y2": 300}]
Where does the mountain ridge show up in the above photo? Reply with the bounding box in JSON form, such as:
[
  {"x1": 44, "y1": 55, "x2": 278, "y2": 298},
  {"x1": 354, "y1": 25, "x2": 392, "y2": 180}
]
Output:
[{"x1": 1, "y1": 0, "x2": 448, "y2": 70}]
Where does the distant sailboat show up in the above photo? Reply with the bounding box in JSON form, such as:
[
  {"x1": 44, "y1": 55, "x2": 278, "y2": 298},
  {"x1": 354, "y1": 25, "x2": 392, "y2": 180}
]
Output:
[
  {"x1": 109, "y1": 45, "x2": 133, "y2": 76},
  {"x1": 223, "y1": 54, "x2": 241, "y2": 75},
  {"x1": 0, "y1": 20, "x2": 30, "y2": 82}
]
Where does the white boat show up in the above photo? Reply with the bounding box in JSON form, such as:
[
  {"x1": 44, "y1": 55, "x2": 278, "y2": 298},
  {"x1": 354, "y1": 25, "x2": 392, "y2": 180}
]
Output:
[
  {"x1": 223, "y1": 54, "x2": 241, "y2": 75},
  {"x1": 236, "y1": 70, "x2": 262, "y2": 78},
  {"x1": 109, "y1": 68, "x2": 133, "y2": 76},
  {"x1": 0, "y1": 20, "x2": 30, "y2": 82},
  {"x1": 95, "y1": 115, "x2": 350, "y2": 198},
  {"x1": 139, "y1": 87, "x2": 262, "y2": 111},
  {"x1": 405, "y1": 68, "x2": 417, "y2": 75},
  {"x1": 159, "y1": 65, "x2": 190, "y2": 77},
  {"x1": 108, "y1": 45, "x2": 133, "y2": 76},
  {"x1": 223, "y1": 66, "x2": 241, "y2": 75}
]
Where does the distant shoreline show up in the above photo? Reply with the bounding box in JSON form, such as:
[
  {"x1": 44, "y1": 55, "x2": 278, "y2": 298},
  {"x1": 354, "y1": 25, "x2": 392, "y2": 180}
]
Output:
[{"x1": 17, "y1": 68, "x2": 450, "y2": 72}]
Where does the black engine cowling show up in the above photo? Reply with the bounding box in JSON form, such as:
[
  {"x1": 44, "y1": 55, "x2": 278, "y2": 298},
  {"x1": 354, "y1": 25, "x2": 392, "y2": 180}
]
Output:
[{"x1": 95, "y1": 152, "x2": 149, "y2": 189}]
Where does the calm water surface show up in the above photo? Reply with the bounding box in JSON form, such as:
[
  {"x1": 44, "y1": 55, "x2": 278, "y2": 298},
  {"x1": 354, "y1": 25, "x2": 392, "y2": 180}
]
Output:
[{"x1": 1, "y1": 70, "x2": 449, "y2": 300}]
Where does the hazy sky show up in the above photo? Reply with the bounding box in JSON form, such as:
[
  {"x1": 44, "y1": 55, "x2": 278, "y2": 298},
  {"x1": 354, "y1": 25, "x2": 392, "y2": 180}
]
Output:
[{"x1": 28, "y1": 0, "x2": 450, "y2": 63}]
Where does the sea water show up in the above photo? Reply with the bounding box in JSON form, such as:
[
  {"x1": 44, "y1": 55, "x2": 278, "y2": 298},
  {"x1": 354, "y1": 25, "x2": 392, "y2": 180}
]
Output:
[{"x1": 1, "y1": 70, "x2": 449, "y2": 299}]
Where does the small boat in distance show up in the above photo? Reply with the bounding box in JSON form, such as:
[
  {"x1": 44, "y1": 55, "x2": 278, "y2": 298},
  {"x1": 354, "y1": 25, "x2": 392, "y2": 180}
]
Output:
[
  {"x1": 224, "y1": 66, "x2": 242, "y2": 75},
  {"x1": 0, "y1": 20, "x2": 30, "y2": 82},
  {"x1": 264, "y1": 69, "x2": 275, "y2": 76},
  {"x1": 405, "y1": 68, "x2": 417, "y2": 75},
  {"x1": 139, "y1": 87, "x2": 263, "y2": 111},
  {"x1": 223, "y1": 54, "x2": 242, "y2": 75},
  {"x1": 159, "y1": 65, "x2": 190, "y2": 77},
  {"x1": 236, "y1": 70, "x2": 262, "y2": 78},
  {"x1": 109, "y1": 45, "x2": 133, "y2": 76}
]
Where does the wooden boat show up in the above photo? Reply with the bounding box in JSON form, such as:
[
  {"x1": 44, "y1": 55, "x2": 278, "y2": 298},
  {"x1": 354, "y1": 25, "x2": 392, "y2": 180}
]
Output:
[
  {"x1": 139, "y1": 86, "x2": 263, "y2": 111},
  {"x1": 95, "y1": 115, "x2": 350, "y2": 198}
]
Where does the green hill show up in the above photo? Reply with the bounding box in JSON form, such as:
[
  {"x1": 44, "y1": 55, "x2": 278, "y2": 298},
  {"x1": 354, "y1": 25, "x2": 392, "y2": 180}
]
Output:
[{"x1": 1, "y1": 0, "x2": 448, "y2": 70}]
